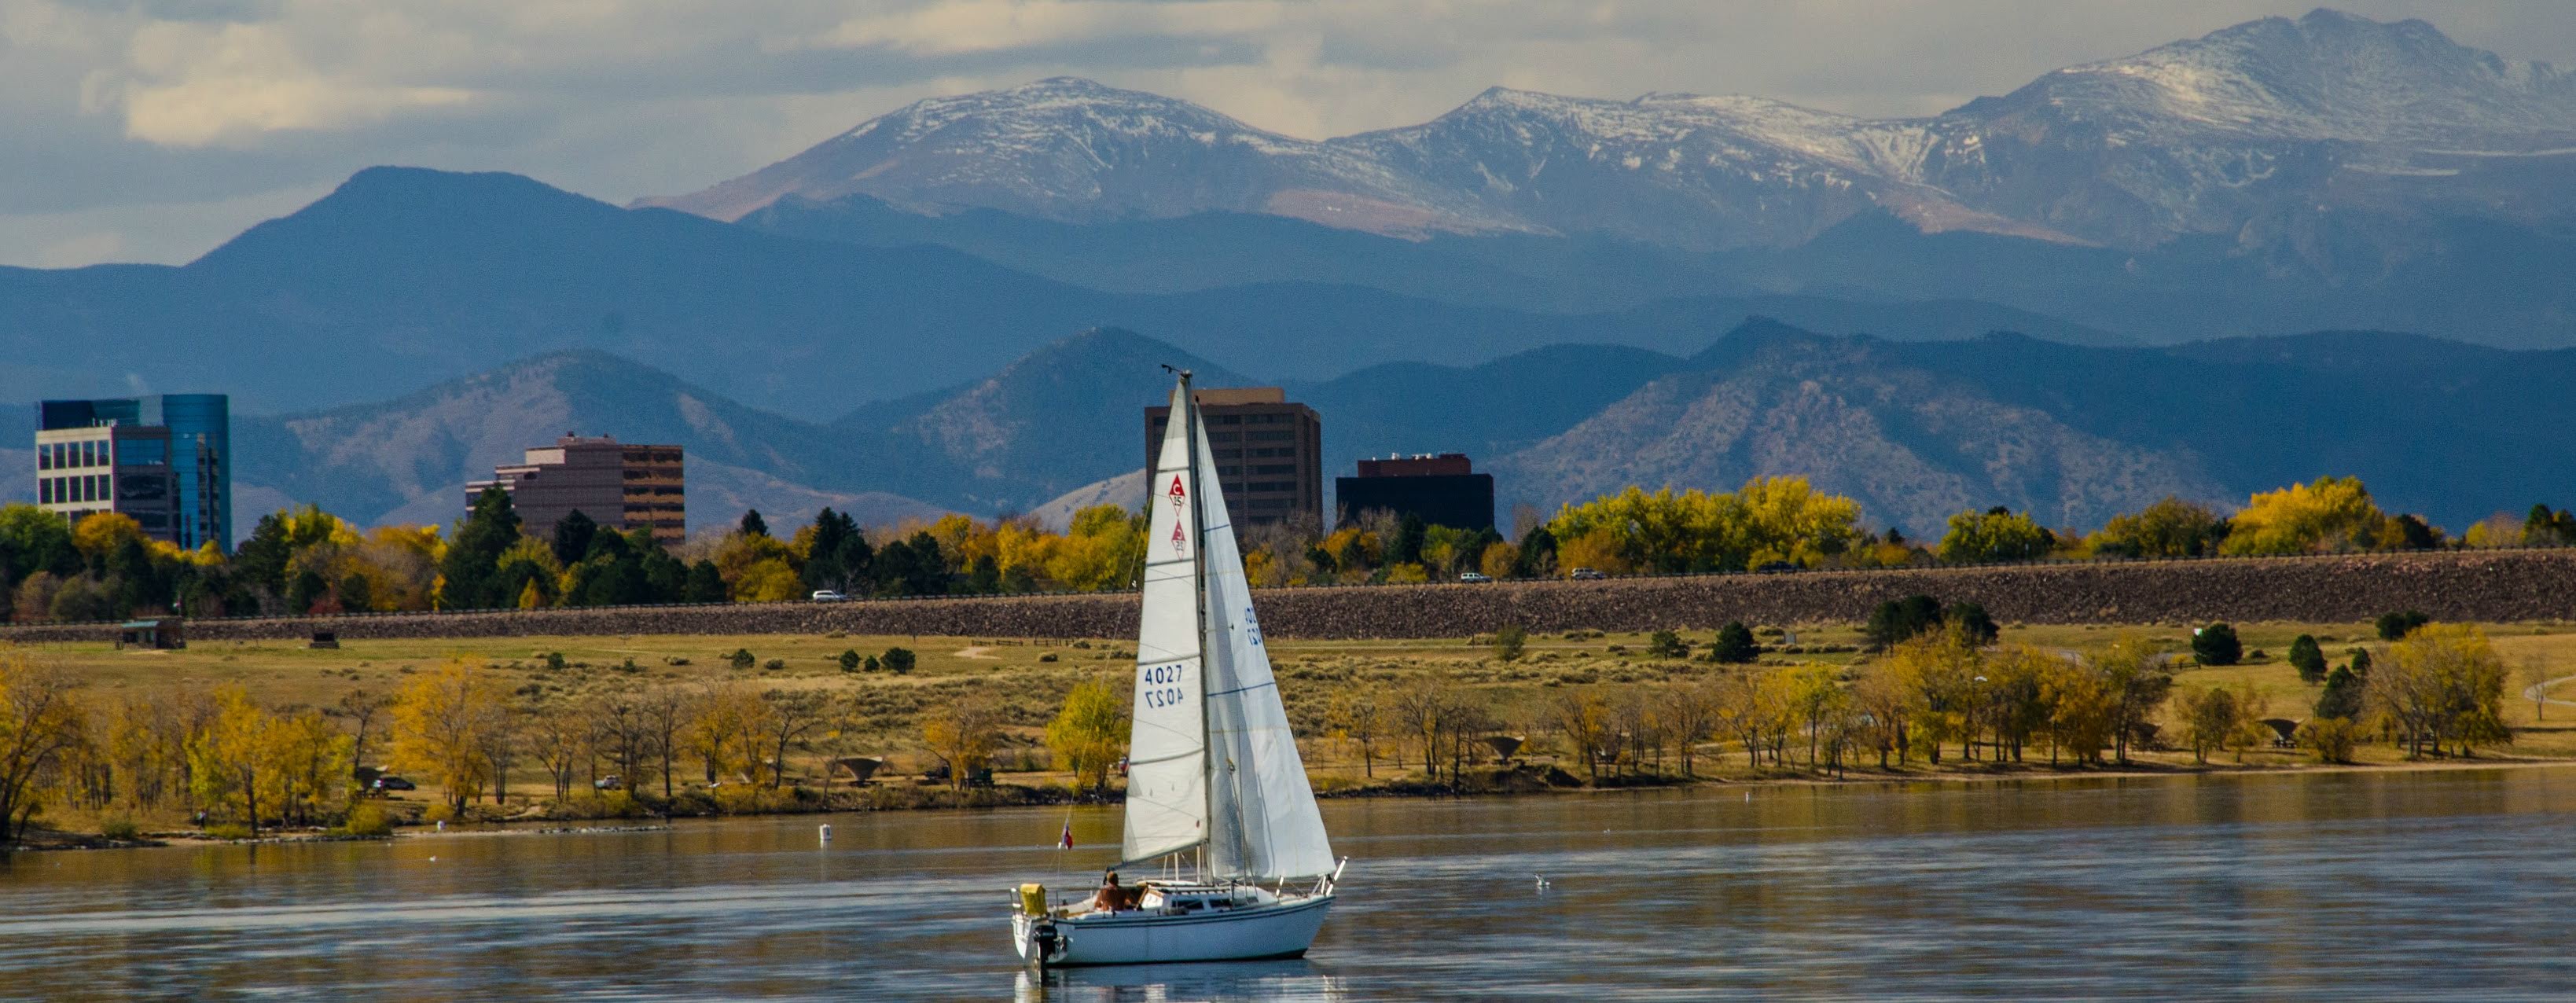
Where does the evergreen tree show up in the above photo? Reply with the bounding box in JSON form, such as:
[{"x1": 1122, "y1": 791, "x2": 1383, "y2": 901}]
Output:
[
  {"x1": 2288, "y1": 634, "x2": 2328, "y2": 684},
  {"x1": 1864, "y1": 595, "x2": 1946, "y2": 649},
  {"x1": 739, "y1": 509, "x2": 769, "y2": 538},
  {"x1": 232, "y1": 512, "x2": 296, "y2": 595},
  {"x1": 2315, "y1": 665, "x2": 2364, "y2": 719},
  {"x1": 1512, "y1": 526, "x2": 1556, "y2": 579},
  {"x1": 685, "y1": 560, "x2": 729, "y2": 604},
  {"x1": 338, "y1": 573, "x2": 374, "y2": 612},
  {"x1": 2191, "y1": 623, "x2": 2243, "y2": 667},
  {"x1": 968, "y1": 554, "x2": 1001, "y2": 594},
  {"x1": 1709, "y1": 622, "x2": 1759, "y2": 663},
  {"x1": 1389, "y1": 514, "x2": 1427, "y2": 566},
  {"x1": 286, "y1": 569, "x2": 328, "y2": 615},
  {"x1": 439, "y1": 486, "x2": 521, "y2": 609},
  {"x1": 2376, "y1": 610, "x2": 2430, "y2": 641},
  {"x1": 551, "y1": 509, "x2": 598, "y2": 566},
  {"x1": 1946, "y1": 601, "x2": 2000, "y2": 645}
]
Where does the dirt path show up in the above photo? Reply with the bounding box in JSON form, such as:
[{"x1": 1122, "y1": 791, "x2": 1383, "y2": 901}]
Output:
[{"x1": 2524, "y1": 674, "x2": 2576, "y2": 710}]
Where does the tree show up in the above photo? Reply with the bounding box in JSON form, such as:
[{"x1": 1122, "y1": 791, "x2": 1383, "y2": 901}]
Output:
[
  {"x1": 685, "y1": 560, "x2": 729, "y2": 604},
  {"x1": 2179, "y1": 687, "x2": 2240, "y2": 764},
  {"x1": 1709, "y1": 622, "x2": 1759, "y2": 664},
  {"x1": 1645, "y1": 630, "x2": 1691, "y2": 659},
  {"x1": 286, "y1": 569, "x2": 328, "y2": 615},
  {"x1": 1325, "y1": 687, "x2": 1388, "y2": 777},
  {"x1": 2314, "y1": 665, "x2": 2365, "y2": 720},
  {"x1": 837, "y1": 649, "x2": 862, "y2": 673},
  {"x1": 882, "y1": 647, "x2": 916, "y2": 674},
  {"x1": 1546, "y1": 478, "x2": 1861, "y2": 574},
  {"x1": 1865, "y1": 595, "x2": 1946, "y2": 650},
  {"x1": 739, "y1": 509, "x2": 769, "y2": 538},
  {"x1": 756, "y1": 690, "x2": 828, "y2": 789},
  {"x1": 1937, "y1": 507, "x2": 2054, "y2": 564},
  {"x1": 330, "y1": 690, "x2": 392, "y2": 772},
  {"x1": 1492, "y1": 623, "x2": 1527, "y2": 663},
  {"x1": 642, "y1": 686, "x2": 696, "y2": 800},
  {"x1": 390, "y1": 659, "x2": 507, "y2": 817},
  {"x1": 0, "y1": 653, "x2": 84, "y2": 842},
  {"x1": 2089, "y1": 496, "x2": 2229, "y2": 558},
  {"x1": 2093, "y1": 636, "x2": 2173, "y2": 764},
  {"x1": 439, "y1": 487, "x2": 521, "y2": 609},
  {"x1": 1946, "y1": 602, "x2": 1999, "y2": 646},
  {"x1": 551, "y1": 509, "x2": 599, "y2": 567},
  {"x1": 2220, "y1": 476, "x2": 2389, "y2": 556},
  {"x1": 2376, "y1": 610, "x2": 2431, "y2": 641},
  {"x1": 187, "y1": 686, "x2": 277, "y2": 835},
  {"x1": 2191, "y1": 623, "x2": 2242, "y2": 667},
  {"x1": 921, "y1": 696, "x2": 1002, "y2": 790},
  {"x1": 2288, "y1": 634, "x2": 2328, "y2": 685},
  {"x1": 1549, "y1": 689, "x2": 1613, "y2": 781},
  {"x1": 1045, "y1": 677, "x2": 1128, "y2": 794},
  {"x1": 2368, "y1": 623, "x2": 2512, "y2": 759}
]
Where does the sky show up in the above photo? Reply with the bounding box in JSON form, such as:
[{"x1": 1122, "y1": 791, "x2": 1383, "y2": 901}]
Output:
[{"x1": 2, "y1": 1, "x2": 2569, "y2": 268}]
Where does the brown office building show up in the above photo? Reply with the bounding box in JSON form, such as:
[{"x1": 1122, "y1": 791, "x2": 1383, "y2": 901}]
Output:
[
  {"x1": 467, "y1": 435, "x2": 685, "y2": 546},
  {"x1": 1145, "y1": 388, "x2": 1322, "y2": 529}
]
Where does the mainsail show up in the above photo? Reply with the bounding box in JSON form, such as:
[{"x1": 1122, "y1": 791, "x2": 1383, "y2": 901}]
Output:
[
  {"x1": 1119, "y1": 381, "x2": 1208, "y2": 866},
  {"x1": 1192, "y1": 416, "x2": 1336, "y2": 880}
]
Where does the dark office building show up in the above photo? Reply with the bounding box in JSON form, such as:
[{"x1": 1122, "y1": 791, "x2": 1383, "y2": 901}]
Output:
[
  {"x1": 1336, "y1": 453, "x2": 1494, "y2": 531},
  {"x1": 1145, "y1": 388, "x2": 1323, "y2": 529},
  {"x1": 35, "y1": 395, "x2": 230, "y2": 551}
]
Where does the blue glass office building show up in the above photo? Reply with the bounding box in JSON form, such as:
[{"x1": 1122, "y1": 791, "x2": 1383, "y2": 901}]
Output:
[{"x1": 37, "y1": 394, "x2": 230, "y2": 552}]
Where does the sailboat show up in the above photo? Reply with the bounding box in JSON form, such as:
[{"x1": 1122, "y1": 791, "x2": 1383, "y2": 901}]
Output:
[{"x1": 1011, "y1": 369, "x2": 1345, "y2": 968}]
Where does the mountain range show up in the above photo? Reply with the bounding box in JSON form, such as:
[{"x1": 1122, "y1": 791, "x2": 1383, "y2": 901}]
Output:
[{"x1": 11, "y1": 321, "x2": 2570, "y2": 546}]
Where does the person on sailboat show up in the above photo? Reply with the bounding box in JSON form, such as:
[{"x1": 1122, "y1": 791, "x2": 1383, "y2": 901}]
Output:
[{"x1": 1088, "y1": 871, "x2": 1134, "y2": 913}]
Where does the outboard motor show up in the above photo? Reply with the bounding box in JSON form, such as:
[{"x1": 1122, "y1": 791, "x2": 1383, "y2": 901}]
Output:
[{"x1": 1029, "y1": 921, "x2": 1064, "y2": 968}]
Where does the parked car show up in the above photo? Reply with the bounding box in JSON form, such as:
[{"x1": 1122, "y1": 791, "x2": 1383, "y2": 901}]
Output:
[
  {"x1": 1459, "y1": 572, "x2": 1493, "y2": 584},
  {"x1": 370, "y1": 775, "x2": 416, "y2": 792},
  {"x1": 810, "y1": 590, "x2": 848, "y2": 602},
  {"x1": 1569, "y1": 568, "x2": 1608, "y2": 580},
  {"x1": 594, "y1": 775, "x2": 623, "y2": 791}
]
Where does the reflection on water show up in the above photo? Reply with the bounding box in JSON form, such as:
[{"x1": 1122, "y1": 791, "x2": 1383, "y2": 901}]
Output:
[{"x1": 7, "y1": 767, "x2": 2576, "y2": 999}]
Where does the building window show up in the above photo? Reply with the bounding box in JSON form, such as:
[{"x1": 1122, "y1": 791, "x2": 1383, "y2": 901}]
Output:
[
  {"x1": 1247, "y1": 431, "x2": 1292, "y2": 442},
  {"x1": 35, "y1": 447, "x2": 47, "y2": 471},
  {"x1": 38, "y1": 479, "x2": 50, "y2": 505},
  {"x1": 1248, "y1": 481, "x2": 1294, "y2": 492},
  {"x1": 1217, "y1": 466, "x2": 1241, "y2": 476},
  {"x1": 1208, "y1": 432, "x2": 1240, "y2": 443},
  {"x1": 1214, "y1": 449, "x2": 1242, "y2": 458},
  {"x1": 1254, "y1": 465, "x2": 1295, "y2": 474}
]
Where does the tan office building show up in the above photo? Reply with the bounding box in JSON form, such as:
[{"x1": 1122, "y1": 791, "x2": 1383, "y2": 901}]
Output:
[
  {"x1": 467, "y1": 435, "x2": 685, "y2": 546},
  {"x1": 1145, "y1": 388, "x2": 1322, "y2": 530}
]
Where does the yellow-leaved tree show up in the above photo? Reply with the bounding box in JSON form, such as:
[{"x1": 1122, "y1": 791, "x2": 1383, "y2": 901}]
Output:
[
  {"x1": 391, "y1": 659, "x2": 506, "y2": 817},
  {"x1": 0, "y1": 652, "x2": 85, "y2": 843},
  {"x1": 2219, "y1": 476, "x2": 2389, "y2": 556},
  {"x1": 1044, "y1": 676, "x2": 1128, "y2": 794},
  {"x1": 921, "y1": 696, "x2": 1003, "y2": 791}
]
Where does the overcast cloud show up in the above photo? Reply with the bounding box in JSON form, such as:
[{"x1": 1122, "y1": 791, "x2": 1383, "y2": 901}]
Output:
[{"x1": 2, "y1": 0, "x2": 2568, "y2": 267}]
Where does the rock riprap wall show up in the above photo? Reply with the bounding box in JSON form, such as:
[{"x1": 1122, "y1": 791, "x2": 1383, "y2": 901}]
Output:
[{"x1": 9, "y1": 550, "x2": 2574, "y2": 644}]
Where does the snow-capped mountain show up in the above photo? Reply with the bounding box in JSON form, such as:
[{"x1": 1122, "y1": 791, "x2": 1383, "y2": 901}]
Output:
[
  {"x1": 634, "y1": 77, "x2": 1526, "y2": 237},
  {"x1": 645, "y1": 9, "x2": 2576, "y2": 253}
]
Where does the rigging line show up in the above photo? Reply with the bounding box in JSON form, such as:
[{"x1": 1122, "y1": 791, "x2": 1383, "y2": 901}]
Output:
[
  {"x1": 1125, "y1": 749, "x2": 1201, "y2": 767},
  {"x1": 1207, "y1": 681, "x2": 1277, "y2": 698}
]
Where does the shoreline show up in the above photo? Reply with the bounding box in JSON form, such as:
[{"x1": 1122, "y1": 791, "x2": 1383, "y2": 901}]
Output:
[{"x1": 19, "y1": 755, "x2": 2572, "y2": 854}]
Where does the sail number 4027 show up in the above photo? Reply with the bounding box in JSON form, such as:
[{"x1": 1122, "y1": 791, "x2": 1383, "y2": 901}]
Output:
[{"x1": 1141, "y1": 663, "x2": 1189, "y2": 708}]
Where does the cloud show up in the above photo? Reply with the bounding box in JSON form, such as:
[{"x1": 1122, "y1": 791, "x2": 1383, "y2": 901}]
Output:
[
  {"x1": 0, "y1": 0, "x2": 2569, "y2": 266},
  {"x1": 35, "y1": 230, "x2": 122, "y2": 268}
]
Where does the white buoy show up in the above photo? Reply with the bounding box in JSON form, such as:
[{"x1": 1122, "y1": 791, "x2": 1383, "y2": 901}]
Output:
[
  {"x1": 1534, "y1": 874, "x2": 1550, "y2": 891},
  {"x1": 819, "y1": 824, "x2": 833, "y2": 843}
]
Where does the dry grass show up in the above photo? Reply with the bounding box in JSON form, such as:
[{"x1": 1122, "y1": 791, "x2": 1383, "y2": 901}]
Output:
[{"x1": 20, "y1": 617, "x2": 2576, "y2": 803}]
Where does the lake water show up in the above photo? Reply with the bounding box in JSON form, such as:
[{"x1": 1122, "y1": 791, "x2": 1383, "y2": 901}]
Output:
[{"x1": 6, "y1": 766, "x2": 2576, "y2": 1001}]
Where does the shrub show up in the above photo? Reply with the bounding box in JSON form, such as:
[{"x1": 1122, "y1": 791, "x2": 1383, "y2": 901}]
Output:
[
  {"x1": 2191, "y1": 623, "x2": 2242, "y2": 667},
  {"x1": 838, "y1": 649, "x2": 862, "y2": 672},
  {"x1": 882, "y1": 648, "x2": 916, "y2": 674},
  {"x1": 205, "y1": 823, "x2": 253, "y2": 841},
  {"x1": 342, "y1": 803, "x2": 395, "y2": 837},
  {"x1": 1645, "y1": 630, "x2": 1690, "y2": 659},
  {"x1": 763, "y1": 659, "x2": 786, "y2": 671},
  {"x1": 1708, "y1": 622, "x2": 1759, "y2": 664},
  {"x1": 100, "y1": 816, "x2": 140, "y2": 841},
  {"x1": 543, "y1": 651, "x2": 567, "y2": 671},
  {"x1": 1494, "y1": 623, "x2": 1527, "y2": 662},
  {"x1": 422, "y1": 803, "x2": 458, "y2": 824},
  {"x1": 864, "y1": 655, "x2": 881, "y2": 672},
  {"x1": 2376, "y1": 611, "x2": 2431, "y2": 641},
  {"x1": 2298, "y1": 718, "x2": 2358, "y2": 764},
  {"x1": 728, "y1": 648, "x2": 756, "y2": 670}
]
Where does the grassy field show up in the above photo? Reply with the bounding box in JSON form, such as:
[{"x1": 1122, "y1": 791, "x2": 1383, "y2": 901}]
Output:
[{"x1": 16, "y1": 617, "x2": 2576, "y2": 839}]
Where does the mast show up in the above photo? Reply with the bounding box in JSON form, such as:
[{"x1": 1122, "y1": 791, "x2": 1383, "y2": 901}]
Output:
[{"x1": 1181, "y1": 369, "x2": 1215, "y2": 880}]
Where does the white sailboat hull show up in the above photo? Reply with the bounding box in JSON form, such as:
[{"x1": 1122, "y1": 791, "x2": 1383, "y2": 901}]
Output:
[{"x1": 1014, "y1": 893, "x2": 1333, "y2": 967}]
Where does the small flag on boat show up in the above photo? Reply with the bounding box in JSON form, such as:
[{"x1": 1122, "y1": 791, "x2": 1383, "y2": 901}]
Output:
[{"x1": 1060, "y1": 821, "x2": 1075, "y2": 850}]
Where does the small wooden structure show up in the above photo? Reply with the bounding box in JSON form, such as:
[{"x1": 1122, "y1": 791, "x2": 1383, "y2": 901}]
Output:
[
  {"x1": 2259, "y1": 718, "x2": 2302, "y2": 748},
  {"x1": 115, "y1": 618, "x2": 184, "y2": 650},
  {"x1": 1482, "y1": 735, "x2": 1527, "y2": 765},
  {"x1": 308, "y1": 630, "x2": 340, "y2": 649}
]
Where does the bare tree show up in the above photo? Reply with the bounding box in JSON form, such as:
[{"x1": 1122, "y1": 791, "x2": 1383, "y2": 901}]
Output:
[
  {"x1": 330, "y1": 689, "x2": 392, "y2": 771},
  {"x1": 642, "y1": 685, "x2": 696, "y2": 800},
  {"x1": 759, "y1": 690, "x2": 829, "y2": 789},
  {"x1": 530, "y1": 701, "x2": 585, "y2": 800}
]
